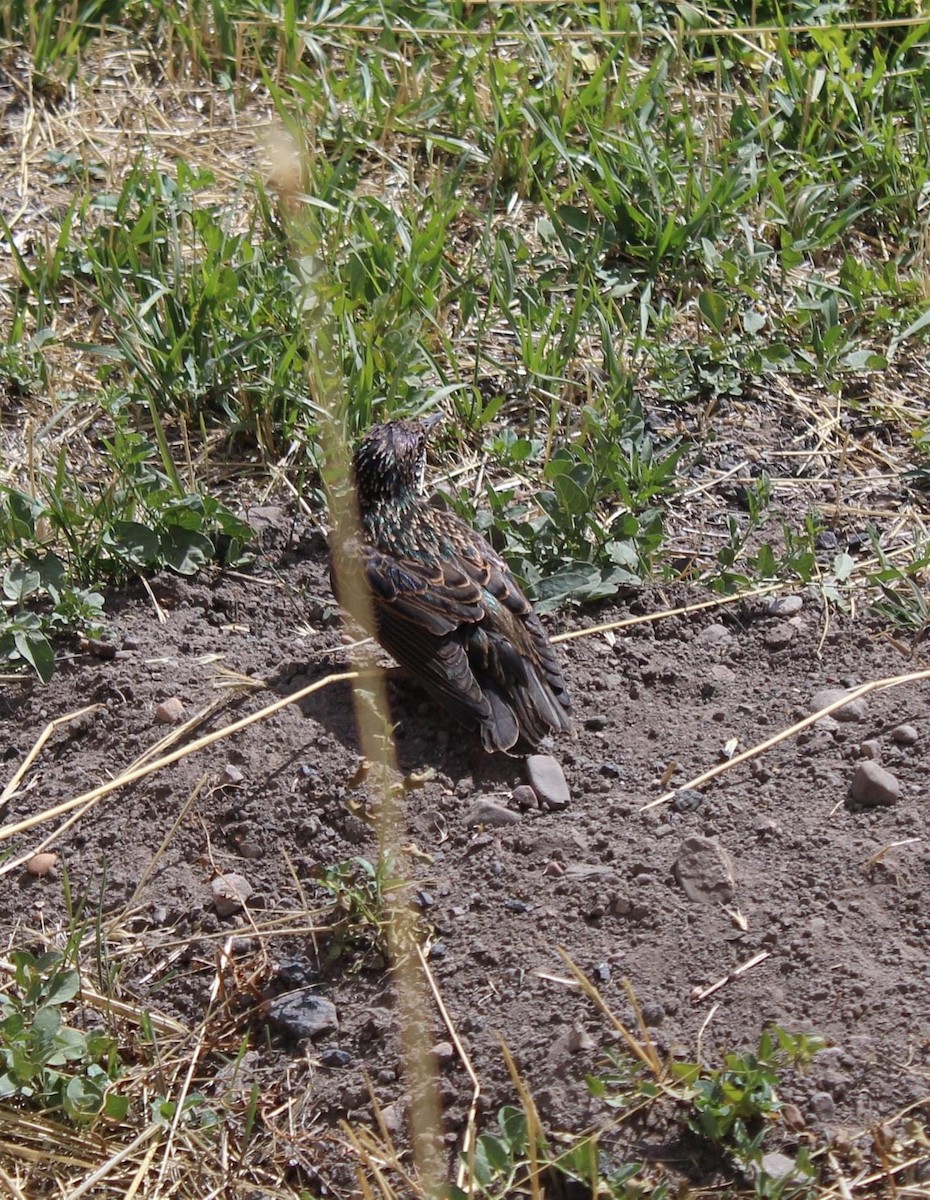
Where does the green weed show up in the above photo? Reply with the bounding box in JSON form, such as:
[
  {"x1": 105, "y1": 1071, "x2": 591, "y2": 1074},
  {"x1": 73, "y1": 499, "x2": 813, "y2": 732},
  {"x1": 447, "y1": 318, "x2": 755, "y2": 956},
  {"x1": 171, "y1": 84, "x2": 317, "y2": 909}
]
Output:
[{"x1": 0, "y1": 949, "x2": 126, "y2": 1126}]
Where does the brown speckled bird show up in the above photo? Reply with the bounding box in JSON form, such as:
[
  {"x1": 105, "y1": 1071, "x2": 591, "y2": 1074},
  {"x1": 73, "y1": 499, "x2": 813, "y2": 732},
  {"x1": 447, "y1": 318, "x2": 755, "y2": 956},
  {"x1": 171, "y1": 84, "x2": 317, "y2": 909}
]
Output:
[{"x1": 331, "y1": 417, "x2": 572, "y2": 753}]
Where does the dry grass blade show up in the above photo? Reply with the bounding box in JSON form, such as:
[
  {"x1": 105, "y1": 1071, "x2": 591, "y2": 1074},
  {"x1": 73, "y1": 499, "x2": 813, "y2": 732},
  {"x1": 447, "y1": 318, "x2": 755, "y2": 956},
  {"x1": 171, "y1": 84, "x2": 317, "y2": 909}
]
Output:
[
  {"x1": 0, "y1": 957, "x2": 188, "y2": 1036},
  {"x1": 642, "y1": 667, "x2": 930, "y2": 812},
  {"x1": 0, "y1": 670, "x2": 359, "y2": 859},
  {"x1": 552, "y1": 583, "x2": 781, "y2": 644},
  {"x1": 0, "y1": 1164, "x2": 27, "y2": 1200},
  {"x1": 556, "y1": 950, "x2": 663, "y2": 1078},
  {"x1": 414, "y1": 943, "x2": 482, "y2": 1193},
  {"x1": 0, "y1": 704, "x2": 101, "y2": 811},
  {"x1": 61, "y1": 1125, "x2": 163, "y2": 1200},
  {"x1": 499, "y1": 1038, "x2": 546, "y2": 1200}
]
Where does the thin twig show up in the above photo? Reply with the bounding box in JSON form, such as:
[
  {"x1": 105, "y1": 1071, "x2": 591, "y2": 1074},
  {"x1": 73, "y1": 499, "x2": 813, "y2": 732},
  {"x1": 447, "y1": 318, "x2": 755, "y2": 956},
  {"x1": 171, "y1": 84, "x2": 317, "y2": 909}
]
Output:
[{"x1": 642, "y1": 668, "x2": 930, "y2": 812}]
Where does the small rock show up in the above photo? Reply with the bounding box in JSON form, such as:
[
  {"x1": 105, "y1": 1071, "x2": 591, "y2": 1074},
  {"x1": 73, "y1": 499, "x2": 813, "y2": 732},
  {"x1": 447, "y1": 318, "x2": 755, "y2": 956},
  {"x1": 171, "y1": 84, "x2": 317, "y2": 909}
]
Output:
[
  {"x1": 810, "y1": 1091, "x2": 836, "y2": 1120},
  {"x1": 641, "y1": 1003, "x2": 665, "y2": 1027},
  {"x1": 766, "y1": 595, "x2": 803, "y2": 617},
  {"x1": 525, "y1": 755, "x2": 571, "y2": 810},
  {"x1": 850, "y1": 761, "x2": 900, "y2": 807},
  {"x1": 760, "y1": 1151, "x2": 806, "y2": 1183},
  {"x1": 674, "y1": 836, "x2": 736, "y2": 905},
  {"x1": 890, "y1": 723, "x2": 918, "y2": 746},
  {"x1": 274, "y1": 959, "x2": 319, "y2": 989},
  {"x1": 511, "y1": 784, "x2": 538, "y2": 810},
  {"x1": 223, "y1": 764, "x2": 245, "y2": 784},
  {"x1": 381, "y1": 1100, "x2": 406, "y2": 1135},
  {"x1": 25, "y1": 852, "x2": 58, "y2": 877},
  {"x1": 211, "y1": 872, "x2": 253, "y2": 916},
  {"x1": 267, "y1": 990, "x2": 338, "y2": 1041},
  {"x1": 859, "y1": 739, "x2": 881, "y2": 761},
  {"x1": 763, "y1": 622, "x2": 796, "y2": 650},
  {"x1": 782, "y1": 1103, "x2": 805, "y2": 1130},
  {"x1": 815, "y1": 530, "x2": 838, "y2": 552},
  {"x1": 464, "y1": 798, "x2": 521, "y2": 827},
  {"x1": 811, "y1": 688, "x2": 867, "y2": 722},
  {"x1": 544, "y1": 860, "x2": 564, "y2": 878},
  {"x1": 584, "y1": 714, "x2": 609, "y2": 731},
  {"x1": 155, "y1": 697, "x2": 185, "y2": 724},
  {"x1": 671, "y1": 788, "x2": 704, "y2": 813},
  {"x1": 567, "y1": 1024, "x2": 595, "y2": 1052},
  {"x1": 341, "y1": 1084, "x2": 367, "y2": 1110},
  {"x1": 431, "y1": 1041, "x2": 455, "y2": 1064},
  {"x1": 321, "y1": 1047, "x2": 353, "y2": 1068},
  {"x1": 696, "y1": 623, "x2": 732, "y2": 646}
]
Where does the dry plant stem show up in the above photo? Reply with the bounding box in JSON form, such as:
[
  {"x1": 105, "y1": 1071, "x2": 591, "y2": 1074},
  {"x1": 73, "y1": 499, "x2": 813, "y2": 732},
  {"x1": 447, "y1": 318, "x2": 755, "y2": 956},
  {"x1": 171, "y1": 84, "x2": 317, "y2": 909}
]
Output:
[
  {"x1": 0, "y1": 671, "x2": 359, "y2": 860},
  {"x1": 691, "y1": 951, "x2": 771, "y2": 1003},
  {"x1": 0, "y1": 704, "x2": 101, "y2": 811},
  {"x1": 414, "y1": 944, "x2": 482, "y2": 1194},
  {"x1": 0, "y1": 1164, "x2": 27, "y2": 1200},
  {"x1": 552, "y1": 582, "x2": 781, "y2": 644},
  {"x1": 0, "y1": 959, "x2": 188, "y2": 1036},
  {"x1": 119, "y1": 776, "x2": 208, "y2": 920},
  {"x1": 287, "y1": 121, "x2": 445, "y2": 1186},
  {"x1": 321, "y1": 410, "x2": 444, "y2": 1194},
  {"x1": 499, "y1": 1040, "x2": 545, "y2": 1200},
  {"x1": 642, "y1": 667, "x2": 930, "y2": 812},
  {"x1": 557, "y1": 950, "x2": 663, "y2": 1077},
  {"x1": 62, "y1": 1126, "x2": 162, "y2": 1200}
]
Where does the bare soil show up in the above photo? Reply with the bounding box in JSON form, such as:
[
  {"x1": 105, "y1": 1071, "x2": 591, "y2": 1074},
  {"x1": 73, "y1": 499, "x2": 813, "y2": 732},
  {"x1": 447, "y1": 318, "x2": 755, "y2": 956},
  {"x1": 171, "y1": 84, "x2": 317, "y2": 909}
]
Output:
[{"x1": 2, "y1": 505, "x2": 929, "y2": 1191}]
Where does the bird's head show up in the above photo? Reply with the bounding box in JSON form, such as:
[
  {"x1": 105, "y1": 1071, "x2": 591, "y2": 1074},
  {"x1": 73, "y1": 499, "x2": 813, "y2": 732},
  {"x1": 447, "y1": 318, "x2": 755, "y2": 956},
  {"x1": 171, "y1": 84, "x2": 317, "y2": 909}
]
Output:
[{"x1": 352, "y1": 416, "x2": 441, "y2": 513}]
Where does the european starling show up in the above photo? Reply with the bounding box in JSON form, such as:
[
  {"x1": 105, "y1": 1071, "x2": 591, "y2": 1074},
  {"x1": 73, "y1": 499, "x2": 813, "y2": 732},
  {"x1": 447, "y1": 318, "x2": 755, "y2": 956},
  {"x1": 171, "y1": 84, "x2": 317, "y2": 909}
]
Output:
[{"x1": 331, "y1": 418, "x2": 572, "y2": 753}]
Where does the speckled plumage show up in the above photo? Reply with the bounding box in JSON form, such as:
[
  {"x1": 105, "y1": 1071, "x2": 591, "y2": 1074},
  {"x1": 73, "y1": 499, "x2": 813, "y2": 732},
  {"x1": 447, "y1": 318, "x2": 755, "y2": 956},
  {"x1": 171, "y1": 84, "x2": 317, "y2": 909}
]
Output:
[{"x1": 331, "y1": 418, "x2": 572, "y2": 753}]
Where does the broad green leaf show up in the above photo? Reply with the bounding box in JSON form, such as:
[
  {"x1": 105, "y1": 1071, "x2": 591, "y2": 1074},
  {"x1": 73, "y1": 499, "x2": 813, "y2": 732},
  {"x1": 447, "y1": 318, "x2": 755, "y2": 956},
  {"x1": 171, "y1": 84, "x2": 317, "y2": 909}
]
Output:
[
  {"x1": 44, "y1": 969, "x2": 80, "y2": 1007},
  {"x1": 4, "y1": 564, "x2": 41, "y2": 602},
  {"x1": 104, "y1": 1091, "x2": 130, "y2": 1121},
  {"x1": 107, "y1": 520, "x2": 160, "y2": 566},
  {"x1": 159, "y1": 528, "x2": 213, "y2": 575},
  {"x1": 12, "y1": 631, "x2": 55, "y2": 683},
  {"x1": 698, "y1": 289, "x2": 728, "y2": 335}
]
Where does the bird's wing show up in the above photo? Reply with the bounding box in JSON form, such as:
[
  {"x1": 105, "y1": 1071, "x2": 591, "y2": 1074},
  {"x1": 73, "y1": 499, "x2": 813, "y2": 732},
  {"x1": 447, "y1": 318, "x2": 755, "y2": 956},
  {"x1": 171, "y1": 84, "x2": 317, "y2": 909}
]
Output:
[{"x1": 362, "y1": 547, "x2": 486, "y2": 635}]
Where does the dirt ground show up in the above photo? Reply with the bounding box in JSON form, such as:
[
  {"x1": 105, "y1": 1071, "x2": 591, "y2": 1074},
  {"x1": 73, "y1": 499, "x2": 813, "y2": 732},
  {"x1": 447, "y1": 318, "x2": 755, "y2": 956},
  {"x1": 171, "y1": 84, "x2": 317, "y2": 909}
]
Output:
[{"x1": 1, "y1": 500, "x2": 929, "y2": 1190}]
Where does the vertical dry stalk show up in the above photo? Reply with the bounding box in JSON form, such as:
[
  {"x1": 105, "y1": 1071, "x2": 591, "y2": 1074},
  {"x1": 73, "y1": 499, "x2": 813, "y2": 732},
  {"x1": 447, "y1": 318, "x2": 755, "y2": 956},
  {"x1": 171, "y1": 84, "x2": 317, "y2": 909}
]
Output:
[{"x1": 279, "y1": 136, "x2": 444, "y2": 1194}]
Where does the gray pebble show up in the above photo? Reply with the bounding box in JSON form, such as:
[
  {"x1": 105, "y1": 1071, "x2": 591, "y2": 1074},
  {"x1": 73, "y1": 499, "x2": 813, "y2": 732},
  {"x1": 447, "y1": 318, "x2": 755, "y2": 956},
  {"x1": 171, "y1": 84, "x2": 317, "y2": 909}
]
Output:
[
  {"x1": 811, "y1": 687, "x2": 867, "y2": 722},
  {"x1": 671, "y1": 788, "x2": 704, "y2": 813},
  {"x1": 859, "y1": 739, "x2": 881, "y2": 761},
  {"x1": 766, "y1": 595, "x2": 803, "y2": 617},
  {"x1": 321, "y1": 1047, "x2": 353, "y2": 1068},
  {"x1": 584, "y1": 714, "x2": 609, "y2": 731},
  {"x1": 810, "y1": 1091, "x2": 836, "y2": 1120},
  {"x1": 696, "y1": 623, "x2": 732, "y2": 646},
  {"x1": 850, "y1": 761, "x2": 900, "y2": 807},
  {"x1": 890, "y1": 723, "x2": 918, "y2": 746},
  {"x1": 464, "y1": 798, "x2": 521, "y2": 827},
  {"x1": 673, "y1": 836, "x2": 736, "y2": 905},
  {"x1": 760, "y1": 1151, "x2": 806, "y2": 1183},
  {"x1": 267, "y1": 991, "x2": 338, "y2": 1041},
  {"x1": 511, "y1": 784, "x2": 538, "y2": 810},
  {"x1": 211, "y1": 872, "x2": 253, "y2": 917},
  {"x1": 763, "y1": 621, "x2": 797, "y2": 650},
  {"x1": 525, "y1": 755, "x2": 571, "y2": 810}
]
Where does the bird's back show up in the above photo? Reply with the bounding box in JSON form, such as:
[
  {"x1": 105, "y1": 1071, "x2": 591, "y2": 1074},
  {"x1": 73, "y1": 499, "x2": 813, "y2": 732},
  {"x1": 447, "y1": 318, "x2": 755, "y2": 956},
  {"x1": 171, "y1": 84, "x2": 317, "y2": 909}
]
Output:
[{"x1": 350, "y1": 497, "x2": 572, "y2": 753}]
